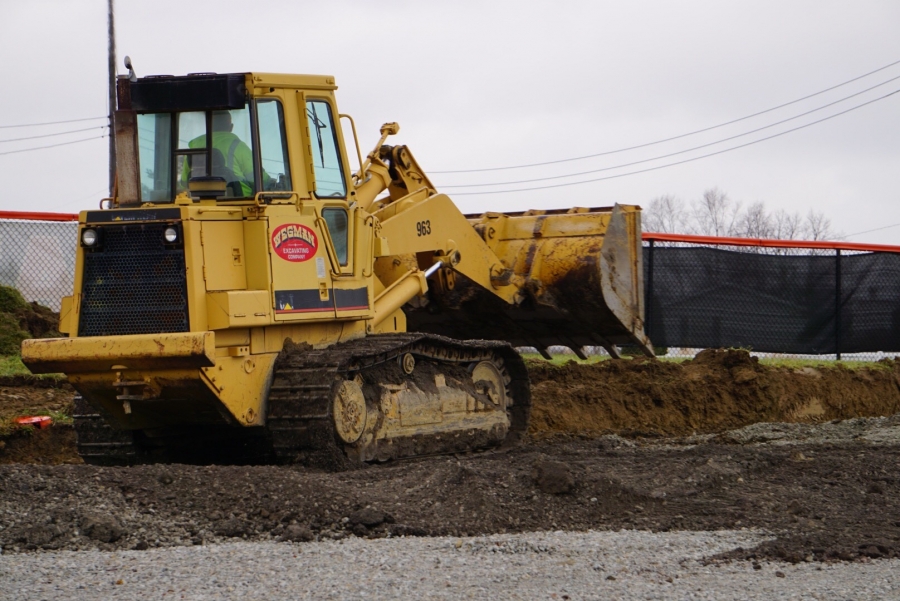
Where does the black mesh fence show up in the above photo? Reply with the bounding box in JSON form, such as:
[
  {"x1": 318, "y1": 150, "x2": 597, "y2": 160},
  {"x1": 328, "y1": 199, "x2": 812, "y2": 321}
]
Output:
[{"x1": 644, "y1": 241, "x2": 900, "y2": 359}]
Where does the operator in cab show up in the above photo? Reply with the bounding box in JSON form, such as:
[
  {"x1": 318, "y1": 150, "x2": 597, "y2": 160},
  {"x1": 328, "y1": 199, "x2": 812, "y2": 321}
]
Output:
[{"x1": 183, "y1": 110, "x2": 255, "y2": 197}]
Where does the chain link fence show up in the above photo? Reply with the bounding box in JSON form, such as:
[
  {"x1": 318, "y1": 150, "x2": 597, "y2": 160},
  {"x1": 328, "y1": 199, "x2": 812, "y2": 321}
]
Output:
[
  {"x1": 3, "y1": 214, "x2": 899, "y2": 362},
  {"x1": 0, "y1": 213, "x2": 78, "y2": 312}
]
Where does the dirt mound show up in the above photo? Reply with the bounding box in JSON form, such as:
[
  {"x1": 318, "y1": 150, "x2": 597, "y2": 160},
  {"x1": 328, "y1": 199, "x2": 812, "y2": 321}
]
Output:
[
  {"x1": 528, "y1": 350, "x2": 900, "y2": 438},
  {"x1": 0, "y1": 285, "x2": 60, "y2": 355}
]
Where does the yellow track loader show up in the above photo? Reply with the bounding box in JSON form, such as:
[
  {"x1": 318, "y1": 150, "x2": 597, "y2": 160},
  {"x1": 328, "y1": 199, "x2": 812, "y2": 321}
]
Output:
[{"x1": 22, "y1": 70, "x2": 651, "y2": 466}]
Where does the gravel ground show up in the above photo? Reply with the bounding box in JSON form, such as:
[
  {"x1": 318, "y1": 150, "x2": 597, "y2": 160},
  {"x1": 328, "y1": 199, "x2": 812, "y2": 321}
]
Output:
[{"x1": 2, "y1": 529, "x2": 898, "y2": 600}]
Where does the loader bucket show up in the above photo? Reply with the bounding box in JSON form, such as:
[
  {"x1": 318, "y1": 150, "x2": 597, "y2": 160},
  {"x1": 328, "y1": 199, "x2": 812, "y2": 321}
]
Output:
[{"x1": 406, "y1": 204, "x2": 653, "y2": 358}]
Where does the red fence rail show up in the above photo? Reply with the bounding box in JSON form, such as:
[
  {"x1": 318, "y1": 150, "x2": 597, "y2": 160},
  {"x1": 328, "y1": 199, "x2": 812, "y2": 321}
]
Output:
[
  {"x1": 642, "y1": 232, "x2": 900, "y2": 254},
  {"x1": 0, "y1": 211, "x2": 78, "y2": 222}
]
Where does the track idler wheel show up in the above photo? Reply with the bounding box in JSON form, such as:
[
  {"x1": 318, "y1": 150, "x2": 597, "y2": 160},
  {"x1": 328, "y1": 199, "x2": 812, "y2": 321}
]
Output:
[
  {"x1": 332, "y1": 379, "x2": 367, "y2": 445},
  {"x1": 470, "y1": 360, "x2": 508, "y2": 410}
]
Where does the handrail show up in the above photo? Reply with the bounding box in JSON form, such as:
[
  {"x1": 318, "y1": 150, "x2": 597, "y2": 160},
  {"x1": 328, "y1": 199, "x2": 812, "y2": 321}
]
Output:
[{"x1": 642, "y1": 232, "x2": 900, "y2": 254}]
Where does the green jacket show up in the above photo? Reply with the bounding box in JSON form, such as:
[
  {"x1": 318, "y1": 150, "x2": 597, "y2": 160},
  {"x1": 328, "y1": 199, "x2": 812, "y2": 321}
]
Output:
[{"x1": 183, "y1": 132, "x2": 254, "y2": 197}]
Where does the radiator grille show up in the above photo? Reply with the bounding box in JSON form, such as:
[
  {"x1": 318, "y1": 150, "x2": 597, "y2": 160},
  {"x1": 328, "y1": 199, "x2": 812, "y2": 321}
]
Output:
[{"x1": 78, "y1": 223, "x2": 189, "y2": 336}]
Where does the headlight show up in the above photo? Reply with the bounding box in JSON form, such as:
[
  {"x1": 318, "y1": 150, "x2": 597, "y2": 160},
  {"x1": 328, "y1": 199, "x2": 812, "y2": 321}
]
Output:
[
  {"x1": 82, "y1": 229, "x2": 98, "y2": 246},
  {"x1": 164, "y1": 226, "x2": 179, "y2": 243}
]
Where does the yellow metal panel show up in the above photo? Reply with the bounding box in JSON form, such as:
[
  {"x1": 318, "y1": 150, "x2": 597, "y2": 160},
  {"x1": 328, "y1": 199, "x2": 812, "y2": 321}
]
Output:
[
  {"x1": 201, "y1": 221, "x2": 248, "y2": 291},
  {"x1": 376, "y1": 193, "x2": 518, "y2": 302},
  {"x1": 250, "y1": 327, "x2": 266, "y2": 354},
  {"x1": 243, "y1": 219, "x2": 272, "y2": 291},
  {"x1": 268, "y1": 211, "x2": 336, "y2": 321},
  {"x1": 21, "y1": 331, "x2": 216, "y2": 374},
  {"x1": 214, "y1": 328, "x2": 250, "y2": 348},
  {"x1": 207, "y1": 290, "x2": 272, "y2": 330},
  {"x1": 58, "y1": 296, "x2": 74, "y2": 334},
  {"x1": 249, "y1": 73, "x2": 337, "y2": 91},
  {"x1": 200, "y1": 353, "x2": 277, "y2": 426},
  {"x1": 182, "y1": 218, "x2": 208, "y2": 332}
]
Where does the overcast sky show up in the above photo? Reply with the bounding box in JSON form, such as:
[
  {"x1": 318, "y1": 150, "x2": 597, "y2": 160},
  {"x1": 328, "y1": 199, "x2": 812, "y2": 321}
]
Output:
[{"x1": 2, "y1": 1, "x2": 899, "y2": 243}]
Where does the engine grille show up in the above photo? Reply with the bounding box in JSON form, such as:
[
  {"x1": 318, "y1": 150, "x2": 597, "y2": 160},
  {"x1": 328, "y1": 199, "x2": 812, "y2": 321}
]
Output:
[{"x1": 78, "y1": 223, "x2": 189, "y2": 337}]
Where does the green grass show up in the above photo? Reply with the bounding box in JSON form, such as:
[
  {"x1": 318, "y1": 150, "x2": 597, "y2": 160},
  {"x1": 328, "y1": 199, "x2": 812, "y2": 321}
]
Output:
[
  {"x1": 755, "y1": 357, "x2": 891, "y2": 370},
  {"x1": 0, "y1": 355, "x2": 31, "y2": 377},
  {"x1": 520, "y1": 352, "x2": 892, "y2": 370},
  {"x1": 0, "y1": 355, "x2": 65, "y2": 380}
]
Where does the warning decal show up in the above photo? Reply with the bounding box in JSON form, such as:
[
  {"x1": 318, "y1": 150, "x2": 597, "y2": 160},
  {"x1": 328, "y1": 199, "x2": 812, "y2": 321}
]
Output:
[{"x1": 271, "y1": 223, "x2": 318, "y2": 262}]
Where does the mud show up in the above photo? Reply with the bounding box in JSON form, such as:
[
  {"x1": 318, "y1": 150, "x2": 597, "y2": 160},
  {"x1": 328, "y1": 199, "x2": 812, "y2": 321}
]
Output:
[
  {"x1": 1, "y1": 349, "x2": 900, "y2": 565},
  {"x1": 529, "y1": 350, "x2": 900, "y2": 438},
  {"x1": 1, "y1": 434, "x2": 899, "y2": 564}
]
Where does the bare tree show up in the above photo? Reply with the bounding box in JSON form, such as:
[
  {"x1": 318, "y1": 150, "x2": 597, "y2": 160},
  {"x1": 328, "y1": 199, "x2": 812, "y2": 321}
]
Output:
[
  {"x1": 643, "y1": 194, "x2": 689, "y2": 233},
  {"x1": 802, "y1": 210, "x2": 835, "y2": 241},
  {"x1": 734, "y1": 201, "x2": 773, "y2": 240},
  {"x1": 644, "y1": 188, "x2": 839, "y2": 255},
  {"x1": 690, "y1": 187, "x2": 742, "y2": 236},
  {"x1": 771, "y1": 209, "x2": 803, "y2": 240}
]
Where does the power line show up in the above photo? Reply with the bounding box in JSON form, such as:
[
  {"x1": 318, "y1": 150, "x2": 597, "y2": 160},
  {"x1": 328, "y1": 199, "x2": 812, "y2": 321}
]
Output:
[
  {"x1": 0, "y1": 134, "x2": 109, "y2": 157},
  {"x1": 845, "y1": 222, "x2": 900, "y2": 237},
  {"x1": 434, "y1": 57, "x2": 900, "y2": 174},
  {"x1": 0, "y1": 125, "x2": 108, "y2": 144},
  {"x1": 450, "y1": 88, "x2": 900, "y2": 196},
  {"x1": 0, "y1": 116, "x2": 107, "y2": 129},
  {"x1": 441, "y1": 76, "x2": 900, "y2": 189}
]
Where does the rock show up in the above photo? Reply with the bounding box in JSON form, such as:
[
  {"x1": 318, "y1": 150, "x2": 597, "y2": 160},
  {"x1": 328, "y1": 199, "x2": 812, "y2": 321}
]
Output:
[
  {"x1": 532, "y1": 458, "x2": 575, "y2": 495},
  {"x1": 157, "y1": 474, "x2": 174, "y2": 485},
  {"x1": 787, "y1": 499, "x2": 806, "y2": 516},
  {"x1": 387, "y1": 524, "x2": 427, "y2": 537},
  {"x1": 349, "y1": 507, "x2": 388, "y2": 528},
  {"x1": 16, "y1": 523, "x2": 62, "y2": 547},
  {"x1": 213, "y1": 518, "x2": 249, "y2": 538},
  {"x1": 81, "y1": 513, "x2": 125, "y2": 543},
  {"x1": 775, "y1": 571, "x2": 785, "y2": 578},
  {"x1": 281, "y1": 524, "x2": 314, "y2": 542},
  {"x1": 596, "y1": 435, "x2": 634, "y2": 450},
  {"x1": 133, "y1": 540, "x2": 149, "y2": 551}
]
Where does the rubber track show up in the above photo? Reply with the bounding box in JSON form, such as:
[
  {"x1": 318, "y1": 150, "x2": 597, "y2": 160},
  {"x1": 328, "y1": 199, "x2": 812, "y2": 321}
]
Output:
[
  {"x1": 72, "y1": 395, "x2": 140, "y2": 466},
  {"x1": 266, "y1": 333, "x2": 531, "y2": 468}
]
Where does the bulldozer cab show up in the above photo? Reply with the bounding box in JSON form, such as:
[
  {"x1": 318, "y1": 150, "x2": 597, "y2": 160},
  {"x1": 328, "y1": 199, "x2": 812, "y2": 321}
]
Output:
[{"x1": 116, "y1": 72, "x2": 348, "y2": 207}]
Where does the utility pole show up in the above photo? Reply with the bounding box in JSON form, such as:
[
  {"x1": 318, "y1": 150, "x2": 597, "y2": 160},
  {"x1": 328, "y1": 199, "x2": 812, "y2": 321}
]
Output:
[{"x1": 107, "y1": 0, "x2": 116, "y2": 196}]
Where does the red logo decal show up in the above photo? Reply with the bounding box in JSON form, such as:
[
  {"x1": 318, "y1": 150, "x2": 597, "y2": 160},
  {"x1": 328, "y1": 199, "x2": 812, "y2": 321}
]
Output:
[{"x1": 271, "y1": 223, "x2": 318, "y2": 262}]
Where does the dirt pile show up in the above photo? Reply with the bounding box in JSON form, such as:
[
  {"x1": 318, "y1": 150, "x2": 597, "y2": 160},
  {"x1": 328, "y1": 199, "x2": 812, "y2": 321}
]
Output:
[
  {"x1": 0, "y1": 285, "x2": 59, "y2": 355},
  {"x1": 528, "y1": 350, "x2": 900, "y2": 438}
]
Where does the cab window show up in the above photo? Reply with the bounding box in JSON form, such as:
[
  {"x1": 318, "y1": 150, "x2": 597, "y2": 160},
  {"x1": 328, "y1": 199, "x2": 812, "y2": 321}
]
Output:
[
  {"x1": 137, "y1": 113, "x2": 172, "y2": 202},
  {"x1": 257, "y1": 99, "x2": 292, "y2": 191},
  {"x1": 306, "y1": 99, "x2": 346, "y2": 198},
  {"x1": 136, "y1": 107, "x2": 257, "y2": 202},
  {"x1": 322, "y1": 208, "x2": 348, "y2": 265}
]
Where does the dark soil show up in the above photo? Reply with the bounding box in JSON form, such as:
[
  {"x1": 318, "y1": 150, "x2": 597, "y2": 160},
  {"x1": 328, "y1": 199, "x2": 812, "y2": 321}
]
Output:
[
  {"x1": 1, "y1": 437, "x2": 898, "y2": 564},
  {"x1": 1, "y1": 348, "x2": 899, "y2": 564}
]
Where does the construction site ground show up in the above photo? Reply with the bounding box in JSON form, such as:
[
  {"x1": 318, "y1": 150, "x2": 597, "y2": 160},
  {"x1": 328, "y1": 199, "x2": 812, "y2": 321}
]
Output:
[{"x1": 1, "y1": 349, "x2": 900, "y2": 569}]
